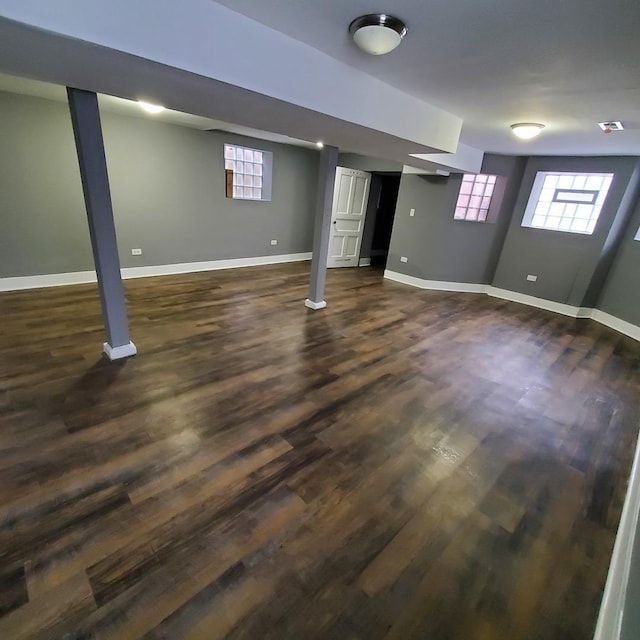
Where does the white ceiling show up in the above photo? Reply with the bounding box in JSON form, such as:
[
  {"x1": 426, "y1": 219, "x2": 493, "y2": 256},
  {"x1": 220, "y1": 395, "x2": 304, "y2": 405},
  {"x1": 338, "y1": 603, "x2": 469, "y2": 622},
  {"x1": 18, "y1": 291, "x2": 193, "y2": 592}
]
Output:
[
  {"x1": 0, "y1": 4, "x2": 462, "y2": 172},
  {"x1": 213, "y1": 0, "x2": 640, "y2": 156},
  {"x1": 0, "y1": 0, "x2": 638, "y2": 168}
]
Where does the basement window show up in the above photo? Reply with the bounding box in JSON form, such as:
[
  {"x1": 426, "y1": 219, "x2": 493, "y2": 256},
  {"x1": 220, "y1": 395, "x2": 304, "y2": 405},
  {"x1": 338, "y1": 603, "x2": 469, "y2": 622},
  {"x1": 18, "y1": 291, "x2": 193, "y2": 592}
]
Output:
[
  {"x1": 224, "y1": 144, "x2": 273, "y2": 201},
  {"x1": 454, "y1": 174, "x2": 498, "y2": 222},
  {"x1": 521, "y1": 172, "x2": 614, "y2": 235}
]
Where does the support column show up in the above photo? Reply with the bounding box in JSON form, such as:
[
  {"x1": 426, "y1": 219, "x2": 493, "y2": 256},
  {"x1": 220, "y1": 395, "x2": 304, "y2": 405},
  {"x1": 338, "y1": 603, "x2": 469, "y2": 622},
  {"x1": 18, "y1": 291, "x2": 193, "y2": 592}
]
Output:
[
  {"x1": 306, "y1": 145, "x2": 339, "y2": 310},
  {"x1": 67, "y1": 88, "x2": 136, "y2": 360}
]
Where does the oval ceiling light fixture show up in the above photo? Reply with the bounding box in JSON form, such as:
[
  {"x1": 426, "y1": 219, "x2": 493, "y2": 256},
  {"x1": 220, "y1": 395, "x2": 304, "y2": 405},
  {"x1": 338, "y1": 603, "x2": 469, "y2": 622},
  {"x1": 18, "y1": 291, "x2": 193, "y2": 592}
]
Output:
[
  {"x1": 349, "y1": 14, "x2": 407, "y2": 56},
  {"x1": 138, "y1": 101, "x2": 165, "y2": 114},
  {"x1": 316, "y1": 141, "x2": 324, "y2": 148},
  {"x1": 511, "y1": 122, "x2": 545, "y2": 139}
]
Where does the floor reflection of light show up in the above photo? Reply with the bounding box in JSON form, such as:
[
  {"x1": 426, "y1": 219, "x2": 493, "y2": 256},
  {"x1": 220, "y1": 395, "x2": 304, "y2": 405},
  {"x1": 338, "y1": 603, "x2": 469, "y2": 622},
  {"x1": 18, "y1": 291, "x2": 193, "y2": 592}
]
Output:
[{"x1": 169, "y1": 428, "x2": 201, "y2": 451}]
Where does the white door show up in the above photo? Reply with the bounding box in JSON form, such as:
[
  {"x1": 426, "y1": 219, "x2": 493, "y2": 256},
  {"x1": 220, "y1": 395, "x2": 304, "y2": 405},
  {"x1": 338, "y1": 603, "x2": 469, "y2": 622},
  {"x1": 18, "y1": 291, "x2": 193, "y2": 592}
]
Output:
[{"x1": 327, "y1": 167, "x2": 371, "y2": 268}]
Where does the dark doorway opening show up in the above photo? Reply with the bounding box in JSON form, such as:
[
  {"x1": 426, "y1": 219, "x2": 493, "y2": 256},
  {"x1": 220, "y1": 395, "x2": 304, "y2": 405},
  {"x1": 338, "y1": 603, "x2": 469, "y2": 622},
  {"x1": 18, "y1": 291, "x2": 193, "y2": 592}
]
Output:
[{"x1": 359, "y1": 172, "x2": 401, "y2": 269}]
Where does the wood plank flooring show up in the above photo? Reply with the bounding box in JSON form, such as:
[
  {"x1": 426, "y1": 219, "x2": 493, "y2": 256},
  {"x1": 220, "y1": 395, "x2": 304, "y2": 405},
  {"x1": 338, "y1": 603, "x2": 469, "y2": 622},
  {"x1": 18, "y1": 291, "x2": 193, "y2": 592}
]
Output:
[{"x1": 0, "y1": 263, "x2": 639, "y2": 639}]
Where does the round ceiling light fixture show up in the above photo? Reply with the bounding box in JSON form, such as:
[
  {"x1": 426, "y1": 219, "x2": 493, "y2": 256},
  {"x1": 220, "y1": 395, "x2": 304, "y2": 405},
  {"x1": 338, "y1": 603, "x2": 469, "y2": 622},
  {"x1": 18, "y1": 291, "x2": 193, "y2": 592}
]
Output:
[
  {"x1": 511, "y1": 122, "x2": 545, "y2": 140},
  {"x1": 349, "y1": 14, "x2": 407, "y2": 56}
]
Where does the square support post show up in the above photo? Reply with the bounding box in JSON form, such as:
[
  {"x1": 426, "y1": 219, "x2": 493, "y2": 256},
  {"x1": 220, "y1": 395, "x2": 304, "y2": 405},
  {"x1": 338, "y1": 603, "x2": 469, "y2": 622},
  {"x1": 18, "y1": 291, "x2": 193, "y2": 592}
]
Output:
[
  {"x1": 67, "y1": 88, "x2": 136, "y2": 360},
  {"x1": 306, "y1": 145, "x2": 339, "y2": 310}
]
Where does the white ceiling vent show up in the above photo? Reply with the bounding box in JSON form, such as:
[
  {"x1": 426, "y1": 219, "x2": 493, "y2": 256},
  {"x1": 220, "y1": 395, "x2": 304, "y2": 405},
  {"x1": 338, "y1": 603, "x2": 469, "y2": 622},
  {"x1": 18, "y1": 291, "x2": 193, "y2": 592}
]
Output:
[{"x1": 597, "y1": 121, "x2": 624, "y2": 132}]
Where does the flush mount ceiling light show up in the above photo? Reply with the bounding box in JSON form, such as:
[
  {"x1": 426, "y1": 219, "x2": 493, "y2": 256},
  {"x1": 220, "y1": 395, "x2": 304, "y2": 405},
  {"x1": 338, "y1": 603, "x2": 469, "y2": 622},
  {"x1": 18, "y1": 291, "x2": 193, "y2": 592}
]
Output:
[
  {"x1": 511, "y1": 123, "x2": 545, "y2": 140},
  {"x1": 316, "y1": 141, "x2": 324, "y2": 148},
  {"x1": 349, "y1": 14, "x2": 407, "y2": 55},
  {"x1": 138, "y1": 101, "x2": 165, "y2": 114}
]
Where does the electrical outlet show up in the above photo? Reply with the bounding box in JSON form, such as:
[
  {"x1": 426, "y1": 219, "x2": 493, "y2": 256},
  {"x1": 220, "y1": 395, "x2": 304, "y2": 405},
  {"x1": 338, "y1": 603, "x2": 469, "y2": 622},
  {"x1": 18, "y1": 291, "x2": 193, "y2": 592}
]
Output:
[
  {"x1": 400, "y1": 256, "x2": 408, "y2": 263},
  {"x1": 270, "y1": 239, "x2": 278, "y2": 246},
  {"x1": 527, "y1": 274, "x2": 537, "y2": 282},
  {"x1": 131, "y1": 248, "x2": 142, "y2": 256},
  {"x1": 410, "y1": 208, "x2": 415, "y2": 217}
]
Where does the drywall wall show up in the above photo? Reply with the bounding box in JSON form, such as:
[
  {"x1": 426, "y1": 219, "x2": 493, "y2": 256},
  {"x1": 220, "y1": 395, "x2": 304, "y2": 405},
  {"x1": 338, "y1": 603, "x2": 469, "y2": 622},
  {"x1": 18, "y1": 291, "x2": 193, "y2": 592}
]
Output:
[
  {"x1": 386, "y1": 154, "x2": 525, "y2": 283},
  {"x1": 338, "y1": 152, "x2": 403, "y2": 174},
  {"x1": 597, "y1": 195, "x2": 640, "y2": 326},
  {"x1": 0, "y1": 91, "x2": 319, "y2": 277},
  {"x1": 0, "y1": 91, "x2": 92, "y2": 276},
  {"x1": 492, "y1": 156, "x2": 639, "y2": 306},
  {"x1": 582, "y1": 161, "x2": 640, "y2": 308}
]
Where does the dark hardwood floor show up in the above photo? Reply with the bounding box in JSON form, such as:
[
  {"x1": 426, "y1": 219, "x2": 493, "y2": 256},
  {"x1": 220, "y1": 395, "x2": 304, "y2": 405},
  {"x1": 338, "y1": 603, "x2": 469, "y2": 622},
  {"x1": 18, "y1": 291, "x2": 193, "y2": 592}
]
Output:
[{"x1": 0, "y1": 263, "x2": 639, "y2": 639}]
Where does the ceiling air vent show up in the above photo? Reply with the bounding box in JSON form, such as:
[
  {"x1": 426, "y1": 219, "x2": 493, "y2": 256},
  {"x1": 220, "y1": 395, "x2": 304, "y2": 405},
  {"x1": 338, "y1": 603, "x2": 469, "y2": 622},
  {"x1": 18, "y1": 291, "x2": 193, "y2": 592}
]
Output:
[{"x1": 597, "y1": 121, "x2": 624, "y2": 132}]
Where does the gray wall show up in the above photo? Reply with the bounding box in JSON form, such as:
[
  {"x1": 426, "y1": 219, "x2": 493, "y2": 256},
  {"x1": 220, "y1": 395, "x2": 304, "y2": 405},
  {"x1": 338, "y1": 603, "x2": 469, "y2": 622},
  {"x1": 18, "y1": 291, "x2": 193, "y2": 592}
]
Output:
[
  {"x1": 338, "y1": 152, "x2": 402, "y2": 173},
  {"x1": 0, "y1": 92, "x2": 92, "y2": 276},
  {"x1": 597, "y1": 195, "x2": 640, "y2": 326},
  {"x1": 0, "y1": 91, "x2": 319, "y2": 277},
  {"x1": 492, "y1": 156, "x2": 639, "y2": 306},
  {"x1": 3, "y1": 91, "x2": 640, "y2": 333},
  {"x1": 386, "y1": 154, "x2": 525, "y2": 284}
]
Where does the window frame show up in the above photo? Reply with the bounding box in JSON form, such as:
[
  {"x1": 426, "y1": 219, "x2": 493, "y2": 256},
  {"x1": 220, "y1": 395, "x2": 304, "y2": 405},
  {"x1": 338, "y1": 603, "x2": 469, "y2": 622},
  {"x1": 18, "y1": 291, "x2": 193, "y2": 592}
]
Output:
[
  {"x1": 224, "y1": 143, "x2": 273, "y2": 202},
  {"x1": 453, "y1": 173, "x2": 500, "y2": 223},
  {"x1": 520, "y1": 171, "x2": 614, "y2": 236}
]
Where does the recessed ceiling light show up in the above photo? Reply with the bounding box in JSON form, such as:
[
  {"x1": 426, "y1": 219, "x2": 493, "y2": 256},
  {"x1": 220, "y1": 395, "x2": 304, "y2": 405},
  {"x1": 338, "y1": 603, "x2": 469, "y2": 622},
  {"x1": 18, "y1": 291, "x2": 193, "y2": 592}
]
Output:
[
  {"x1": 511, "y1": 123, "x2": 545, "y2": 139},
  {"x1": 598, "y1": 121, "x2": 624, "y2": 132},
  {"x1": 316, "y1": 141, "x2": 324, "y2": 148},
  {"x1": 138, "y1": 101, "x2": 165, "y2": 114},
  {"x1": 349, "y1": 14, "x2": 407, "y2": 56}
]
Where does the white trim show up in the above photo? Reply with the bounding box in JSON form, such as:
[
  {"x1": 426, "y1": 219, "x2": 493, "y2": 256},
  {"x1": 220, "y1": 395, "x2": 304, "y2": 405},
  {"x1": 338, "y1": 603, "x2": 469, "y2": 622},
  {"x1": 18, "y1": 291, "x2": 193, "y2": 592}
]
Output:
[
  {"x1": 593, "y1": 430, "x2": 640, "y2": 640},
  {"x1": 0, "y1": 270, "x2": 97, "y2": 291},
  {"x1": 591, "y1": 310, "x2": 640, "y2": 343},
  {"x1": 304, "y1": 299, "x2": 327, "y2": 310},
  {"x1": 120, "y1": 253, "x2": 311, "y2": 279},
  {"x1": 0, "y1": 253, "x2": 312, "y2": 292},
  {"x1": 486, "y1": 286, "x2": 583, "y2": 319},
  {"x1": 383, "y1": 271, "x2": 640, "y2": 342},
  {"x1": 103, "y1": 341, "x2": 137, "y2": 360},
  {"x1": 358, "y1": 257, "x2": 372, "y2": 267},
  {"x1": 383, "y1": 270, "x2": 486, "y2": 293}
]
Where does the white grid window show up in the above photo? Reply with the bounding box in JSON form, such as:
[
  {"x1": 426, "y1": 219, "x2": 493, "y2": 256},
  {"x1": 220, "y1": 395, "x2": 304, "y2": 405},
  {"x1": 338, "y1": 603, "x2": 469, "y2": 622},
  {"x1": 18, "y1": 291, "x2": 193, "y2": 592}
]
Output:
[
  {"x1": 522, "y1": 172, "x2": 614, "y2": 235},
  {"x1": 454, "y1": 174, "x2": 498, "y2": 222},
  {"x1": 224, "y1": 144, "x2": 272, "y2": 201}
]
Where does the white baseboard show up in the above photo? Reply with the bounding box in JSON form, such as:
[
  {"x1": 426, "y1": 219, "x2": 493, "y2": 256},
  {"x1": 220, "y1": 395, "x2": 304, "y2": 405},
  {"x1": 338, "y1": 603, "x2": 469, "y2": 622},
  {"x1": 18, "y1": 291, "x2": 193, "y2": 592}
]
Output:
[
  {"x1": 591, "y1": 310, "x2": 640, "y2": 343},
  {"x1": 383, "y1": 270, "x2": 640, "y2": 342},
  {"x1": 383, "y1": 270, "x2": 486, "y2": 294},
  {"x1": 486, "y1": 286, "x2": 584, "y2": 319},
  {"x1": 0, "y1": 270, "x2": 97, "y2": 291},
  {"x1": 0, "y1": 253, "x2": 312, "y2": 292},
  {"x1": 304, "y1": 298, "x2": 327, "y2": 310},
  {"x1": 103, "y1": 341, "x2": 137, "y2": 360},
  {"x1": 593, "y1": 426, "x2": 640, "y2": 640},
  {"x1": 358, "y1": 257, "x2": 371, "y2": 267},
  {"x1": 120, "y1": 252, "x2": 312, "y2": 280}
]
